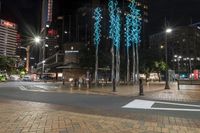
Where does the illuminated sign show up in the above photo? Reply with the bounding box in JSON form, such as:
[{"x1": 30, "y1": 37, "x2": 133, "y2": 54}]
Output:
[
  {"x1": 65, "y1": 50, "x2": 79, "y2": 54},
  {"x1": 0, "y1": 19, "x2": 16, "y2": 29},
  {"x1": 47, "y1": 29, "x2": 57, "y2": 36}
]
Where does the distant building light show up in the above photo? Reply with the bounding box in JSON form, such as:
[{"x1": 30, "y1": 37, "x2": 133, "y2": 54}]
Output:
[
  {"x1": 69, "y1": 78, "x2": 73, "y2": 82},
  {"x1": 57, "y1": 16, "x2": 64, "y2": 20},
  {"x1": 54, "y1": 45, "x2": 59, "y2": 48},
  {"x1": 65, "y1": 50, "x2": 79, "y2": 54}
]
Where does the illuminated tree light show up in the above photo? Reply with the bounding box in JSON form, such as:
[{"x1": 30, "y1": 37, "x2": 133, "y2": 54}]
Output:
[
  {"x1": 93, "y1": 7, "x2": 102, "y2": 47},
  {"x1": 128, "y1": 0, "x2": 142, "y2": 46},
  {"x1": 114, "y1": 11, "x2": 121, "y2": 50},
  {"x1": 108, "y1": 0, "x2": 117, "y2": 40},
  {"x1": 108, "y1": 0, "x2": 121, "y2": 50},
  {"x1": 125, "y1": 15, "x2": 131, "y2": 48}
]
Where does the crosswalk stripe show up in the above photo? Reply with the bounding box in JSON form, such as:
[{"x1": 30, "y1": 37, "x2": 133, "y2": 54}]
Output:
[{"x1": 122, "y1": 99, "x2": 200, "y2": 112}]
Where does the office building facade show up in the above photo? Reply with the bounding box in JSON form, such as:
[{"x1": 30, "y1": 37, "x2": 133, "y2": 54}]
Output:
[
  {"x1": 149, "y1": 26, "x2": 200, "y2": 73},
  {"x1": 0, "y1": 19, "x2": 18, "y2": 57}
]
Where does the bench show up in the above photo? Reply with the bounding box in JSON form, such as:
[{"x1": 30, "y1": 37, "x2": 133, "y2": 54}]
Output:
[{"x1": 177, "y1": 80, "x2": 200, "y2": 90}]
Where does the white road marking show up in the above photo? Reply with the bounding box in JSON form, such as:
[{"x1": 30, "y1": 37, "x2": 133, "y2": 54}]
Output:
[
  {"x1": 123, "y1": 99, "x2": 154, "y2": 109},
  {"x1": 19, "y1": 86, "x2": 28, "y2": 91},
  {"x1": 123, "y1": 99, "x2": 200, "y2": 112},
  {"x1": 19, "y1": 85, "x2": 46, "y2": 92}
]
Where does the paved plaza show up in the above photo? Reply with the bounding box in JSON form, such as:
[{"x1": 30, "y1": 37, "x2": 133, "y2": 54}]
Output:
[
  {"x1": 0, "y1": 81, "x2": 200, "y2": 133},
  {"x1": 0, "y1": 99, "x2": 200, "y2": 133}
]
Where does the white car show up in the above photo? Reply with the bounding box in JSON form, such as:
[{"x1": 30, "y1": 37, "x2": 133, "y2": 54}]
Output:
[
  {"x1": 10, "y1": 75, "x2": 20, "y2": 81},
  {"x1": 22, "y1": 75, "x2": 32, "y2": 81}
]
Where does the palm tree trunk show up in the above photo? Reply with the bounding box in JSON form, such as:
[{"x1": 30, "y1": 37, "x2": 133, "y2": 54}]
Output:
[
  {"x1": 132, "y1": 45, "x2": 136, "y2": 84},
  {"x1": 95, "y1": 46, "x2": 98, "y2": 86},
  {"x1": 136, "y1": 45, "x2": 139, "y2": 83},
  {"x1": 111, "y1": 45, "x2": 115, "y2": 85},
  {"x1": 116, "y1": 49, "x2": 120, "y2": 85},
  {"x1": 126, "y1": 46, "x2": 130, "y2": 83}
]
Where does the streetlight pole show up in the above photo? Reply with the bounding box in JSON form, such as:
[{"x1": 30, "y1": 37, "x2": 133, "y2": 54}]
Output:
[
  {"x1": 164, "y1": 28, "x2": 172, "y2": 89},
  {"x1": 178, "y1": 56, "x2": 182, "y2": 77},
  {"x1": 25, "y1": 45, "x2": 31, "y2": 73},
  {"x1": 34, "y1": 36, "x2": 45, "y2": 75}
]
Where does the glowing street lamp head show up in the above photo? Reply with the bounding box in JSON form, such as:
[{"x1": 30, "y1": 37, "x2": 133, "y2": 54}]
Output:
[
  {"x1": 34, "y1": 36, "x2": 41, "y2": 44},
  {"x1": 166, "y1": 28, "x2": 172, "y2": 33}
]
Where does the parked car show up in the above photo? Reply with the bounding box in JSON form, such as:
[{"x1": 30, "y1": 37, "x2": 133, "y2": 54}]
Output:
[
  {"x1": 22, "y1": 75, "x2": 32, "y2": 81},
  {"x1": 10, "y1": 75, "x2": 20, "y2": 81}
]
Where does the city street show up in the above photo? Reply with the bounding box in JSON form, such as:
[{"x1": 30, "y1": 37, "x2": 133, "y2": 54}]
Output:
[
  {"x1": 1, "y1": 81, "x2": 200, "y2": 117},
  {"x1": 1, "y1": 0, "x2": 200, "y2": 132},
  {"x1": 0, "y1": 81, "x2": 200, "y2": 132}
]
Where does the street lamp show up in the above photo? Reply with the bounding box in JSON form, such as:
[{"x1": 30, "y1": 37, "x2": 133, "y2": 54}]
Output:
[
  {"x1": 164, "y1": 28, "x2": 172, "y2": 89},
  {"x1": 166, "y1": 28, "x2": 172, "y2": 33},
  {"x1": 34, "y1": 35, "x2": 45, "y2": 75},
  {"x1": 178, "y1": 56, "x2": 182, "y2": 76},
  {"x1": 20, "y1": 36, "x2": 41, "y2": 73},
  {"x1": 34, "y1": 36, "x2": 41, "y2": 44}
]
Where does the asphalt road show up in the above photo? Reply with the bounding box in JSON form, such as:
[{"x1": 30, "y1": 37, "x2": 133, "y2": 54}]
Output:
[{"x1": 0, "y1": 81, "x2": 200, "y2": 120}]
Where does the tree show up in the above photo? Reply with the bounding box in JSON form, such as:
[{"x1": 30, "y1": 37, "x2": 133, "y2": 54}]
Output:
[
  {"x1": 153, "y1": 61, "x2": 167, "y2": 82},
  {"x1": 93, "y1": 7, "x2": 102, "y2": 86},
  {"x1": 0, "y1": 56, "x2": 16, "y2": 75}
]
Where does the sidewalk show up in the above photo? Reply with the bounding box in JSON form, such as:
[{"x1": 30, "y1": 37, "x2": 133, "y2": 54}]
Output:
[
  {"x1": 57, "y1": 82, "x2": 200, "y2": 102},
  {"x1": 0, "y1": 99, "x2": 200, "y2": 133},
  {"x1": 58, "y1": 82, "x2": 165, "y2": 95}
]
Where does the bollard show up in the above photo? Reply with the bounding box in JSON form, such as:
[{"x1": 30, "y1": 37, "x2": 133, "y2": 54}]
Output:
[
  {"x1": 139, "y1": 78, "x2": 144, "y2": 96},
  {"x1": 177, "y1": 80, "x2": 180, "y2": 90},
  {"x1": 113, "y1": 78, "x2": 116, "y2": 92}
]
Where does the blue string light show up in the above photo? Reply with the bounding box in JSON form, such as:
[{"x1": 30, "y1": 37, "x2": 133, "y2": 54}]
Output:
[
  {"x1": 125, "y1": 14, "x2": 131, "y2": 48},
  {"x1": 93, "y1": 7, "x2": 102, "y2": 47},
  {"x1": 108, "y1": 0, "x2": 121, "y2": 50},
  {"x1": 128, "y1": 0, "x2": 142, "y2": 46}
]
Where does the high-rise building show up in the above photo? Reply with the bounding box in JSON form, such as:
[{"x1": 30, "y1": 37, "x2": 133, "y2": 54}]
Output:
[
  {"x1": 0, "y1": 19, "x2": 18, "y2": 57},
  {"x1": 149, "y1": 26, "x2": 200, "y2": 73},
  {"x1": 39, "y1": 0, "x2": 54, "y2": 62}
]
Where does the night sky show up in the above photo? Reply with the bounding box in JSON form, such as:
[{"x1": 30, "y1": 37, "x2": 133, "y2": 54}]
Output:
[{"x1": 1, "y1": 0, "x2": 200, "y2": 36}]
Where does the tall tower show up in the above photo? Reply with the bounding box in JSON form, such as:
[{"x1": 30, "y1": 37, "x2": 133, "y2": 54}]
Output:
[
  {"x1": 136, "y1": 0, "x2": 149, "y2": 48},
  {"x1": 0, "y1": 19, "x2": 18, "y2": 57},
  {"x1": 39, "y1": 0, "x2": 53, "y2": 62}
]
